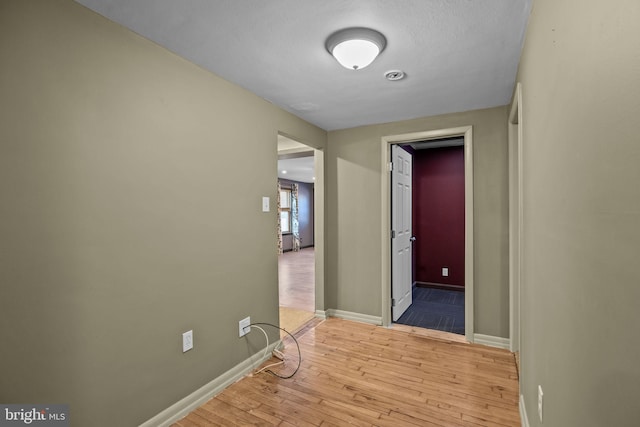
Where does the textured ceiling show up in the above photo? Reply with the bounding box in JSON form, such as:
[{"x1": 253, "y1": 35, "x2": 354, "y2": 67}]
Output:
[{"x1": 75, "y1": 0, "x2": 532, "y2": 131}]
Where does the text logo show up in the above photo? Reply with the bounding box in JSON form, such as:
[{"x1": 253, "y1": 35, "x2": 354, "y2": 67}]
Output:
[{"x1": 0, "y1": 405, "x2": 68, "y2": 426}]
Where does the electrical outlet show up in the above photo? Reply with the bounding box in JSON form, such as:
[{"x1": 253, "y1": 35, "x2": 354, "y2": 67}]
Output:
[
  {"x1": 182, "y1": 330, "x2": 193, "y2": 353},
  {"x1": 239, "y1": 316, "x2": 251, "y2": 337},
  {"x1": 538, "y1": 385, "x2": 544, "y2": 422},
  {"x1": 442, "y1": 267, "x2": 449, "y2": 277}
]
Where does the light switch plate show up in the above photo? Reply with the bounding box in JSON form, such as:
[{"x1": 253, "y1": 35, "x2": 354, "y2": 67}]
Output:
[
  {"x1": 262, "y1": 197, "x2": 270, "y2": 212},
  {"x1": 182, "y1": 330, "x2": 193, "y2": 353}
]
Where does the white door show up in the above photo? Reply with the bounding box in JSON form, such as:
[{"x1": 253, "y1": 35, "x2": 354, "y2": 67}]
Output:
[{"x1": 391, "y1": 145, "x2": 413, "y2": 321}]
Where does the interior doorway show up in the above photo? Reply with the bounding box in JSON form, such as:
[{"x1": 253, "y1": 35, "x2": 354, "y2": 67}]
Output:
[
  {"x1": 381, "y1": 127, "x2": 474, "y2": 343},
  {"x1": 277, "y1": 134, "x2": 320, "y2": 334},
  {"x1": 394, "y1": 139, "x2": 466, "y2": 335}
]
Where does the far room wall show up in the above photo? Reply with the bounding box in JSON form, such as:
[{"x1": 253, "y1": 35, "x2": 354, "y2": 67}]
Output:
[{"x1": 413, "y1": 145, "x2": 465, "y2": 287}]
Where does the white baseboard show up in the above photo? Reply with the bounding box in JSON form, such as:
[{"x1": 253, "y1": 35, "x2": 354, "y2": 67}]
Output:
[
  {"x1": 473, "y1": 333, "x2": 511, "y2": 350},
  {"x1": 520, "y1": 394, "x2": 530, "y2": 427},
  {"x1": 315, "y1": 309, "x2": 327, "y2": 319},
  {"x1": 138, "y1": 341, "x2": 280, "y2": 427},
  {"x1": 325, "y1": 309, "x2": 382, "y2": 325}
]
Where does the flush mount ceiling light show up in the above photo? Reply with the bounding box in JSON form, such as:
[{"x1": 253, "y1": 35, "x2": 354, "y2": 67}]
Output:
[{"x1": 326, "y1": 27, "x2": 386, "y2": 70}]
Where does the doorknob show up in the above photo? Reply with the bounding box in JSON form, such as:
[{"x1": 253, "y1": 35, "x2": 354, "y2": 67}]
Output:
[{"x1": 410, "y1": 236, "x2": 416, "y2": 242}]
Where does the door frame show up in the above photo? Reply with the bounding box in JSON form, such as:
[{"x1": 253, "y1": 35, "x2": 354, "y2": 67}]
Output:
[
  {"x1": 381, "y1": 126, "x2": 474, "y2": 343},
  {"x1": 508, "y1": 83, "x2": 523, "y2": 353},
  {"x1": 276, "y1": 132, "x2": 324, "y2": 317}
]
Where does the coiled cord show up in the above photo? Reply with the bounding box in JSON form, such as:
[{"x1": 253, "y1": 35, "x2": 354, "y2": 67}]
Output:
[{"x1": 249, "y1": 322, "x2": 301, "y2": 379}]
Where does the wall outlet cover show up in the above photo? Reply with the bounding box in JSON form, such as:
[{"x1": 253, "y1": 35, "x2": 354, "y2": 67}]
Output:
[{"x1": 239, "y1": 316, "x2": 251, "y2": 337}]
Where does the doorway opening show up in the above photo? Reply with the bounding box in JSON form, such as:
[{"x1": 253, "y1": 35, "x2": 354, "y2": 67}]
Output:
[
  {"x1": 277, "y1": 134, "x2": 321, "y2": 335},
  {"x1": 381, "y1": 127, "x2": 474, "y2": 343},
  {"x1": 395, "y1": 139, "x2": 466, "y2": 335}
]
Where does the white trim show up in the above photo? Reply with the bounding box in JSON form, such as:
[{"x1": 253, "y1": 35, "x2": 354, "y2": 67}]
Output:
[
  {"x1": 508, "y1": 82, "x2": 524, "y2": 353},
  {"x1": 313, "y1": 148, "x2": 325, "y2": 315},
  {"x1": 326, "y1": 309, "x2": 382, "y2": 325},
  {"x1": 520, "y1": 394, "x2": 530, "y2": 427},
  {"x1": 138, "y1": 341, "x2": 279, "y2": 427},
  {"x1": 473, "y1": 334, "x2": 510, "y2": 350},
  {"x1": 381, "y1": 126, "x2": 474, "y2": 343},
  {"x1": 463, "y1": 126, "x2": 474, "y2": 345},
  {"x1": 315, "y1": 309, "x2": 327, "y2": 319}
]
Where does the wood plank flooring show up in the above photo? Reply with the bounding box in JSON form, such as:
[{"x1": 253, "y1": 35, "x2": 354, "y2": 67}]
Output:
[
  {"x1": 173, "y1": 318, "x2": 521, "y2": 426},
  {"x1": 279, "y1": 248, "x2": 315, "y2": 335},
  {"x1": 278, "y1": 247, "x2": 315, "y2": 312}
]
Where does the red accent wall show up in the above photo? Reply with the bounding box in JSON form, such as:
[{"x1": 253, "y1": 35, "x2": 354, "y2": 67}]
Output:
[{"x1": 412, "y1": 146, "x2": 465, "y2": 287}]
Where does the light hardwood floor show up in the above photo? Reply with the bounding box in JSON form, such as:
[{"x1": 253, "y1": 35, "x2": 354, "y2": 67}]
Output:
[
  {"x1": 279, "y1": 247, "x2": 315, "y2": 334},
  {"x1": 173, "y1": 318, "x2": 521, "y2": 426}
]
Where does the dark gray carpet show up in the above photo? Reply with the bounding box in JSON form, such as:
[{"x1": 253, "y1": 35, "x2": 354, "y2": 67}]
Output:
[{"x1": 396, "y1": 287, "x2": 465, "y2": 335}]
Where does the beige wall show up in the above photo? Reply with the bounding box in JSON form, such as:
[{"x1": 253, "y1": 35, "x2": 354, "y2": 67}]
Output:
[
  {"x1": 326, "y1": 106, "x2": 510, "y2": 337},
  {"x1": 0, "y1": 1, "x2": 325, "y2": 426},
  {"x1": 517, "y1": 0, "x2": 640, "y2": 425}
]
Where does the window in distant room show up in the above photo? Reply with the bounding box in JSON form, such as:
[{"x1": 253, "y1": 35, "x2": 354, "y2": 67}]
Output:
[{"x1": 280, "y1": 188, "x2": 292, "y2": 233}]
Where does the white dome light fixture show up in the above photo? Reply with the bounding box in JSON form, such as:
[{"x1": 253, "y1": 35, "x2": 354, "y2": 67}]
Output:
[{"x1": 326, "y1": 27, "x2": 386, "y2": 70}]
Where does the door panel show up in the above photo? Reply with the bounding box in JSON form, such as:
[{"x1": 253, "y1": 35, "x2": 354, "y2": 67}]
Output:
[{"x1": 391, "y1": 145, "x2": 413, "y2": 321}]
